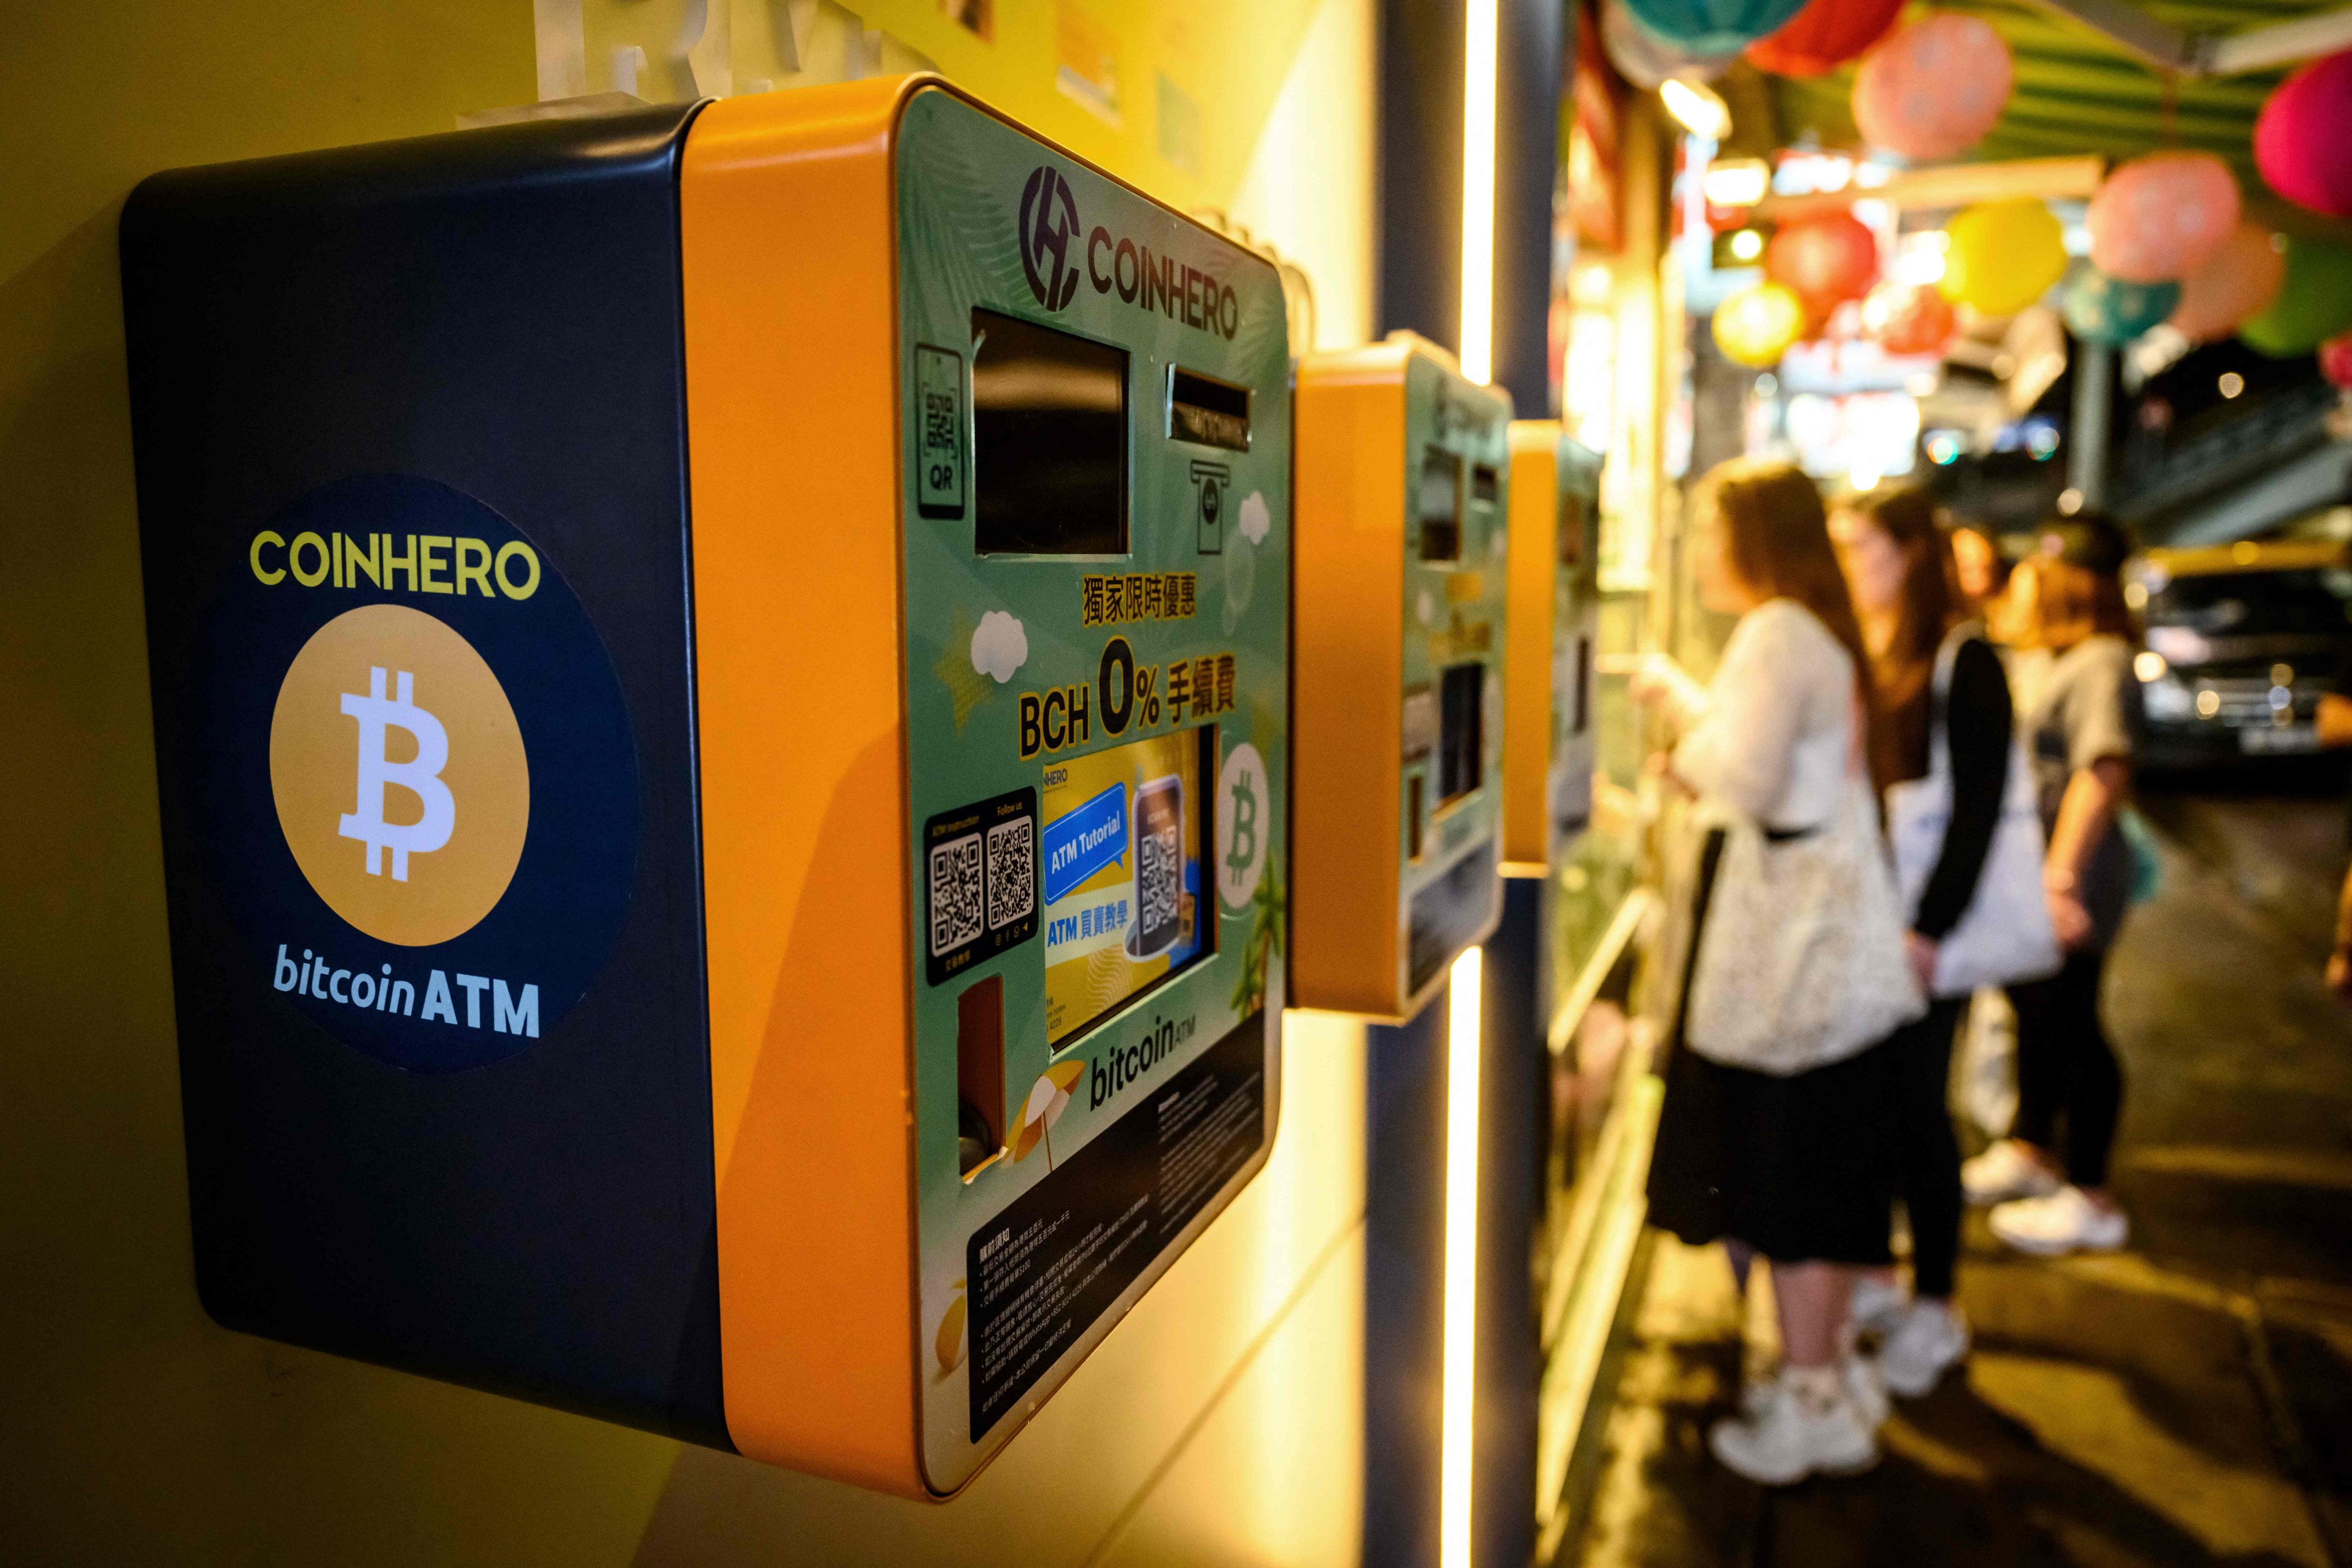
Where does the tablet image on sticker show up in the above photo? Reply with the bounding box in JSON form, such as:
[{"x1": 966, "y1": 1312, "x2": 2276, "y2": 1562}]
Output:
[{"x1": 1040, "y1": 726, "x2": 1211, "y2": 1046}]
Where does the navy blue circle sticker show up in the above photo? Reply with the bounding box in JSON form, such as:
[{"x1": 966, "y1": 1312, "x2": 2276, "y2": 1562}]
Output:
[{"x1": 190, "y1": 475, "x2": 639, "y2": 1072}]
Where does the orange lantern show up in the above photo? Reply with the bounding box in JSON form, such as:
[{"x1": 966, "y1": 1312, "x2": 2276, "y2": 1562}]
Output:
[
  {"x1": 1861, "y1": 281, "x2": 1958, "y2": 356},
  {"x1": 1747, "y1": 0, "x2": 1903, "y2": 76},
  {"x1": 2169, "y1": 222, "x2": 2287, "y2": 342},
  {"x1": 1766, "y1": 211, "x2": 1880, "y2": 312}
]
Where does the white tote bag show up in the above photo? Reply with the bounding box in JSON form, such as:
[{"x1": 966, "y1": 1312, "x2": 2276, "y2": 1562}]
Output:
[
  {"x1": 1685, "y1": 775, "x2": 1926, "y2": 1077},
  {"x1": 1885, "y1": 627, "x2": 2063, "y2": 997}
]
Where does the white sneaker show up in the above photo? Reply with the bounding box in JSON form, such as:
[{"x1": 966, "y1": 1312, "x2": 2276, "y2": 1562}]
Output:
[
  {"x1": 1844, "y1": 1352, "x2": 1891, "y2": 1429},
  {"x1": 1961, "y1": 1139, "x2": 2061, "y2": 1205},
  {"x1": 1740, "y1": 1354, "x2": 1888, "y2": 1428},
  {"x1": 1710, "y1": 1374, "x2": 1879, "y2": 1485},
  {"x1": 1990, "y1": 1185, "x2": 2129, "y2": 1256},
  {"x1": 1851, "y1": 1275, "x2": 1907, "y2": 1336},
  {"x1": 1879, "y1": 1299, "x2": 1970, "y2": 1397}
]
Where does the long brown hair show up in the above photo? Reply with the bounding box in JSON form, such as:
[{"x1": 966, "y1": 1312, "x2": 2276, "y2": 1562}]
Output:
[
  {"x1": 1705, "y1": 459, "x2": 1898, "y2": 794},
  {"x1": 1845, "y1": 486, "x2": 1959, "y2": 783}
]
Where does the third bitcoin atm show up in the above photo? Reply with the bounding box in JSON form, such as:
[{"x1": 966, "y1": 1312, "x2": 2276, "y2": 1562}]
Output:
[
  {"x1": 122, "y1": 76, "x2": 1289, "y2": 1497},
  {"x1": 1291, "y1": 333, "x2": 1513, "y2": 1021},
  {"x1": 1503, "y1": 421, "x2": 1603, "y2": 876}
]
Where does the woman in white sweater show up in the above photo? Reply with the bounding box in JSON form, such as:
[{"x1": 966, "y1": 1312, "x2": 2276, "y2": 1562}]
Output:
[{"x1": 1635, "y1": 461, "x2": 1917, "y2": 1485}]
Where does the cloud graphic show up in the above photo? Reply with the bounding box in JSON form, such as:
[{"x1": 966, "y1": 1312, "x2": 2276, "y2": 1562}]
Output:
[
  {"x1": 1238, "y1": 489, "x2": 1272, "y2": 546},
  {"x1": 1416, "y1": 589, "x2": 1436, "y2": 626},
  {"x1": 970, "y1": 610, "x2": 1029, "y2": 684}
]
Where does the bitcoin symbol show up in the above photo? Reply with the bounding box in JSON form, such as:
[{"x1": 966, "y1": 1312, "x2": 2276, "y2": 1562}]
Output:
[
  {"x1": 1226, "y1": 772, "x2": 1258, "y2": 880},
  {"x1": 1215, "y1": 742, "x2": 1269, "y2": 910},
  {"x1": 338, "y1": 666, "x2": 455, "y2": 882}
]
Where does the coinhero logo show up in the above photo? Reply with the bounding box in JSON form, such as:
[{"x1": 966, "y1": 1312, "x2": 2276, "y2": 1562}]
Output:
[
  {"x1": 1019, "y1": 164, "x2": 1083, "y2": 311},
  {"x1": 198, "y1": 474, "x2": 640, "y2": 1073}
]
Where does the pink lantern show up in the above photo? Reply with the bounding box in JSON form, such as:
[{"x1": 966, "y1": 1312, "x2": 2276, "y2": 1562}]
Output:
[
  {"x1": 2169, "y1": 223, "x2": 2287, "y2": 342},
  {"x1": 2319, "y1": 333, "x2": 2352, "y2": 391},
  {"x1": 1766, "y1": 212, "x2": 1880, "y2": 312},
  {"x1": 2256, "y1": 49, "x2": 2352, "y2": 220},
  {"x1": 2087, "y1": 153, "x2": 2240, "y2": 283},
  {"x1": 1860, "y1": 281, "x2": 1957, "y2": 356},
  {"x1": 1852, "y1": 13, "x2": 2013, "y2": 161}
]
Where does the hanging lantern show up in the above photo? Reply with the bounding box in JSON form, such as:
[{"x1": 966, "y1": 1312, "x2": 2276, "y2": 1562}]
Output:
[
  {"x1": 1599, "y1": 0, "x2": 1742, "y2": 89},
  {"x1": 2169, "y1": 223, "x2": 2287, "y2": 342},
  {"x1": 2061, "y1": 266, "x2": 2181, "y2": 345},
  {"x1": 2238, "y1": 236, "x2": 2352, "y2": 356},
  {"x1": 1713, "y1": 283, "x2": 1808, "y2": 367},
  {"x1": 1621, "y1": 0, "x2": 1809, "y2": 58},
  {"x1": 1852, "y1": 14, "x2": 2013, "y2": 161},
  {"x1": 1861, "y1": 281, "x2": 1958, "y2": 356},
  {"x1": 1746, "y1": 0, "x2": 1903, "y2": 77},
  {"x1": 2256, "y1": 49, "x2": 2352, "y2": 220},
  {"x1": 1765, "y1": 212, "x2": 1879, "y2": 312},
  {"x1": 2086, "y1": 153, "x2": 2240, "y2": 283},
  {"x1": 2319, "y1": 333, "x2": 2352, "y2": 390},
  {"x1": 1937, "y1": 199, "x2": 2065, "y2": 318}
]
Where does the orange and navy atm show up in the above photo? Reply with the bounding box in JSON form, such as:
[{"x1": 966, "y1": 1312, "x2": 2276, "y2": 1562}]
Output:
[
  {"x1": 1290, "y1": 333, "x2": 1513, "y2": 1020},
  {"x1": 122, "y1": 77, "x2": 1293, "y2": 1497}
]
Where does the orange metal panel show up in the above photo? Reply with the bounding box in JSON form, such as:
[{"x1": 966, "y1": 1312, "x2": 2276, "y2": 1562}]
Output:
[
  {"x1": 1502, "y1": 420, "x2": 1561, "y2": 875},
  {"x1": 681, "y1": 77, "x2": 926, "y2": 1495},
  {"x1": 1290, "y1": 342, "x2": 1411, "y2": 1017}
]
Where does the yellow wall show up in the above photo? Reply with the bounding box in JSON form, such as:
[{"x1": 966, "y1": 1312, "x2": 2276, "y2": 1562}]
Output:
[{"x1": 0, "y1": 2, "x2": 1375, "y2": 1562}]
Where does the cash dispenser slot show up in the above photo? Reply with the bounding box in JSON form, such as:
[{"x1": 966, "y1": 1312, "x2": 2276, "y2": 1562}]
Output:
[
  {"x1": 1168, "y1": 366, "x2": 1251, "y2": 451},
  {"x1": 957, "y1": 975, "x2": 1006, "y2": 1179}
]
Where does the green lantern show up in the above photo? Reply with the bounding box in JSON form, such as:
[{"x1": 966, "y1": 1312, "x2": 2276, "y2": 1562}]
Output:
[{"x1": 2239, "y1": 235, "x2": 2352, "y2": 356}]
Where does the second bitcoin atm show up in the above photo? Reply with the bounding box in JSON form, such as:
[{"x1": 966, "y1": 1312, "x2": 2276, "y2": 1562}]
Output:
[
  {"x1": 1292, "y1": 333, "x2": 1513, "y2": 1019},
  {"x1": 122, "y1": 77, "x2": 1289, "y2": 1497},
  {"x1": 1502, "y1": 422, "x2": 1604, "y2": 874}
]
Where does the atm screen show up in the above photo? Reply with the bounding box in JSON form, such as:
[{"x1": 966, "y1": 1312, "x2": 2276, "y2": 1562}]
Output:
[
  {"x1": 972, "y1": 308, "x2": 1129, "y2": 555},
  {"x1": 1418, "y1": 448, "x2": 1461, "y2": 562},
  {"x1": 1437, "y1": 662, "x2": 1484, "y2": 803},
  {"x1": 1039, "y1": 725, "x2": 1213, "y2": 1046}
]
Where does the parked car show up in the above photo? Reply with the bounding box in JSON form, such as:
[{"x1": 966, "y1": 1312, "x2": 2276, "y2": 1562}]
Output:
[{"x1": 2127, "y1": 539, "x2": 2352, "y2": 767}]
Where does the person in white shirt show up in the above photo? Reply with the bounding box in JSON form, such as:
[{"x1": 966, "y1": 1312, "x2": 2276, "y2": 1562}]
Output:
[{"x1": 1634, "y1": 460, "x2": 1914, "y2": 1485}]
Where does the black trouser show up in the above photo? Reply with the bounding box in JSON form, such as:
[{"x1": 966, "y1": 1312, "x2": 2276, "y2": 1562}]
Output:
[
  {"x1": 1889, "y1": 996, "x2": 1966, "y2": 1299},
  {"x1": 2007, "y1": 945, "x2": 2123, "y2": 1189}
]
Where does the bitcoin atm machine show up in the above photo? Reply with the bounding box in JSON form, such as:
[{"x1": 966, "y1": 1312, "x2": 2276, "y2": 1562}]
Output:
[
  {"x1": 121, "y1": 76, "x2": 1291, "y2": 1498},
  {"x1": 1501, "y1": 422, "x2": 1604, "y2": 874},
  {"x1": 1291, "y1": 333, "x2": 1512, "y2": 1019}
]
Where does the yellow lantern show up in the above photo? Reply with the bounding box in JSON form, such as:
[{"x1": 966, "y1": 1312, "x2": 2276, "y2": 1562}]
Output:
[
  {"x1": 1938, "y1": 198, "x2": 2067, "y2": 318},
  {"x1": 1713, "y1": 281, "x2": 1808, "y2": 367}
]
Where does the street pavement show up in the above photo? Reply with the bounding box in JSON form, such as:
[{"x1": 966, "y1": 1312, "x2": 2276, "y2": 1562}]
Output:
[{"x1": 1563, "y1": 776, "x2": 2352, "y2": 1568}]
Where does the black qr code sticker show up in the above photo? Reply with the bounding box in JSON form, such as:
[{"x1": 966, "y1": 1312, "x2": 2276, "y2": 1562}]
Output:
[
  {"x1": 1137, "y1": 824, "x2": 1179, "y2": 932},
  {"x1": 929, "y1": 832, "x2": 985, "y2": 957},
  {"x1": 986, "y1": 816, "x2": 1035, "y2": 930}
]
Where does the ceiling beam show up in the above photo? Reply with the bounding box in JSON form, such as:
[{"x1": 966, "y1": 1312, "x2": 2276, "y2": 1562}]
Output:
[
  {"x1": 2015, "y1": 0, "x2": 2195, "y2": 72},
  {"x1": 2014, "y1": 0, "x2": 2352, "y2": 76},
  {"x1": 2202, "y1": 6, "x2": 2352, "y2": 74},
  {"x1": 1748, "y1": 155, "x2": 2106, "y2": 221}
]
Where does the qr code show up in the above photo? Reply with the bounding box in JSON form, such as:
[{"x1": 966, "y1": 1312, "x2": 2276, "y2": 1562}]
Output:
[
  {"x1": 986, "y1": 815, "x2": 1035, "y2": 930},
  {"x1": 1137, "y1": 821, "x2": 1180, "y2": 933},
  {"x1": 929, "y1": 832, "x2": 984, "y2": 957}
]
